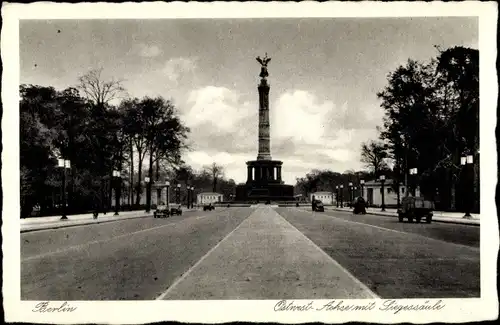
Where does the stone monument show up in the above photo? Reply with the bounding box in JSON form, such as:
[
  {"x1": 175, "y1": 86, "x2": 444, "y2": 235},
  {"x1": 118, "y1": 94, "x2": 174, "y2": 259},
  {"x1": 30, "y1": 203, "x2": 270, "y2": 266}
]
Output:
[{"x1": 235, "y1": 54, "x2": 295, "y2": 202}]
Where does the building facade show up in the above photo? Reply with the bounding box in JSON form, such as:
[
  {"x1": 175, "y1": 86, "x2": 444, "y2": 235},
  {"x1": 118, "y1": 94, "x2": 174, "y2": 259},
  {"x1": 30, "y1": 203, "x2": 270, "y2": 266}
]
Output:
[
  {"x1": 362, "y1": 180, "x2": 418, "y2": 207},
  {"x1": 197, "y1": 192, "x2": 224, "y2": 204},
  {"x1": 310, "y1": 191, "x2": 335, "y2": 205}
]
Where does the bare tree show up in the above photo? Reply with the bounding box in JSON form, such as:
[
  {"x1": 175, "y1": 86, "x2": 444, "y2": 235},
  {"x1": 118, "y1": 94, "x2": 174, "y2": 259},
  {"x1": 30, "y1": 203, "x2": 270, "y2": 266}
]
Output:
[
  {"x1": 360, "y1": 141, "x2": 388, "y2": 177},
  {"x1": 77, "y1": 68, "x2": 126, "y2": 109},
  {"x1": 204, "y1": 163, "x2": 224, "y2": 193}
]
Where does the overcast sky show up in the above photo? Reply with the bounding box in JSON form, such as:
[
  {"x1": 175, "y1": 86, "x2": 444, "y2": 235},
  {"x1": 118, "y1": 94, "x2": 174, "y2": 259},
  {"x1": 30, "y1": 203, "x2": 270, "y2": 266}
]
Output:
[{"x1": 20, "y1": 18, "x2": 478, "y2": 185}]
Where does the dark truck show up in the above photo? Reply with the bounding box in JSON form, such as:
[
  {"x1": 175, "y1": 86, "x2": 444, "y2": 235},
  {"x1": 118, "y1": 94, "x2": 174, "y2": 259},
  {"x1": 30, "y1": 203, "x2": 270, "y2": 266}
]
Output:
[
  {"x1": 312, "y1": 200, "x2": 325, "y2": 212},
  {"x1": 170, "y1": 205, "x2": 183, "y2": 216},
  {"x1": 203, "y1": 203, "x2": 215, "y2": 211},
  {"x1": 398, "y1": 196, "x2": 434, "y2": 223}
]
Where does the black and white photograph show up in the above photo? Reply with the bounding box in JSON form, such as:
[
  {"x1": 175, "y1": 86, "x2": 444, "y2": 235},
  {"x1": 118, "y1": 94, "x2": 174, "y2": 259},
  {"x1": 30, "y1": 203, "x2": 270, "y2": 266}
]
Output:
[{"x1": 2, "y1": 1, "x2": 498, "y2": 323}]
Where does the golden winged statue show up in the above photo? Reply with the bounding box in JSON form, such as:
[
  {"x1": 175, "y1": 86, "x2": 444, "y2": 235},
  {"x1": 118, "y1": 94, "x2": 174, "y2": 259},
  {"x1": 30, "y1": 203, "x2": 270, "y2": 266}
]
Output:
[
  {"x1": 256, "y1": 53, "x2": 271, "y2": 78},
  {"x1": 256, "y1": 53, "x2": 272, "y2": 67}
]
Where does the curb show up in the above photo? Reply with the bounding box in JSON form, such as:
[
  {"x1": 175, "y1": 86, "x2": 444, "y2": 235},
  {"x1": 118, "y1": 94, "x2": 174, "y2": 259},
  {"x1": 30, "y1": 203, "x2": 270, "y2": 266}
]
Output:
[
  {"x1": 21, "y1": 213, "x2": 152, "y2": 233},
  {"x1": 21, "y1": 208, "x2": 202, "y2": 233},
  {"x1": 329, "y1": 208, "x2": 480, "y2": 226}
]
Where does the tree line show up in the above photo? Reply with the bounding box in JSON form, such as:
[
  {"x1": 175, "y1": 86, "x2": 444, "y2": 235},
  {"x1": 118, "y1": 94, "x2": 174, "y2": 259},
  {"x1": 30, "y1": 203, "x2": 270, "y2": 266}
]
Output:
[
  {"x1": 362, "y1": 46, "x2": 479, "y2": 211},
  {"x1": 20, "y1": 68, "x2": 235, "y2": 218},
  {"x1": 294, "y1": 46, "x2": 479, "y2": 212}
]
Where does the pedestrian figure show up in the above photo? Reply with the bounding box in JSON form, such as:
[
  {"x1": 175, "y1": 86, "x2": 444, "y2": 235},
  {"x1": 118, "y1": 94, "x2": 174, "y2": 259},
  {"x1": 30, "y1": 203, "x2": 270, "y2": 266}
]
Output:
[{"x1": 92, "y1": 193, "x2": 101, "y2": 219}]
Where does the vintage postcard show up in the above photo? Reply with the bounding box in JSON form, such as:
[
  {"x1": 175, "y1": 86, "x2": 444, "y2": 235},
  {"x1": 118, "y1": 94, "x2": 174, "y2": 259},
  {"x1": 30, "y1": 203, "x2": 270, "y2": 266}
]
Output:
[{"x1": 2, "y1": 1, "x2": 498, "y2": 323}]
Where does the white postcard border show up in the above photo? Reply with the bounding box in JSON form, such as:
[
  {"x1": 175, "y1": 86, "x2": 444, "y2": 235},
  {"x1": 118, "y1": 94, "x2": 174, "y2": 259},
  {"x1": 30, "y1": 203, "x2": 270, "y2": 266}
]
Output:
[{"x1": 2, "y1": 1, "x2": 498, "y2": 323}]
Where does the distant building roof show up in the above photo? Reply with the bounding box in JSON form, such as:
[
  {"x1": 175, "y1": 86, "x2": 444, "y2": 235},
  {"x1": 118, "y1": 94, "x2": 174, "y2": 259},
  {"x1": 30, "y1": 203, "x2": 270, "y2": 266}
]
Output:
[
  {"x1": 363, "y1": 179, "x2": 407, "y2": 186},
  {"x1": 197, "y1": 192, "x2": 223, "y2": 195}
]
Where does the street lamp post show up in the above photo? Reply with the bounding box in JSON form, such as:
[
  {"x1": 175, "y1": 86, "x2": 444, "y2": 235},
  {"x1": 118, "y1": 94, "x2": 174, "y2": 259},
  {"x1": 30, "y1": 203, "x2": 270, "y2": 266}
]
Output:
[
  {"x1": 57, "y1": 159, "x2": 71, "y2": 220},
  {"x1": 191, "y1": 187, "x2": 195, "y2": 208},
  {"x1": 409, "y1": 168, "x2": 418, "y2": 196},
  {"x1": 380, "y1": 175, "x2": 386, "y2": 211},
  {"x1": 176, "y1": 183, "x2": 181, "y2": 205},
  {"x1": 340, "y1": 184, "x2": 344, "y2": 208},
  {"x1": 113, "y1": 170, "x2": 121, "y2": 215},
  {"x1": 189, "y1": 186, "x2": 193, "y2": 208},
  {"x1": 165, "y1": 181, "x2": 170, "y2": 209},
  {"x1": 461, "y1": 154, "x2": 474, "y2": 219},
  {"x1": 145, "y1": 177, "x2": 150, "y2": 212},
  {"x1": 335, "y1": 185, "x2": 339, "y2": 208},
  {"x1": 348, "y1": 182, "x2": 353, "y2": 207},
  {"x1": 360, "y1": 180, "x2": 365, "y2": 200}
]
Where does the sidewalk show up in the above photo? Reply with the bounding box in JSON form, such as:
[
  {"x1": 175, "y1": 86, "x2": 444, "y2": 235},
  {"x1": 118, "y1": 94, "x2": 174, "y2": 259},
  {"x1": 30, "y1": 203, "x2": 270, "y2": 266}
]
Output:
[
  {"x1": 21, "y1": 208, "x2": 199, "y2": 233},
  {"x1": 328, "y1": 207, "x2": 480, "y2": 226}
]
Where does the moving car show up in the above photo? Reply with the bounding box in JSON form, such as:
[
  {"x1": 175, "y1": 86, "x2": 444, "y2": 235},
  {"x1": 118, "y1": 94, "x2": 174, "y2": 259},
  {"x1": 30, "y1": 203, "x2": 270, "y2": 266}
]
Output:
[
  {"x1": 398, "y1": 196, "x2": 434, "y2": 223},
  {"x1": 154, "y1": 203, "x2": 170, "y2": 218},
  {"x1": 203, "y1": 203, "x2": 215, "y2": 211},
  {"x1": 170, "y1": 205, "x2": 183, "y2": 216},
  {"x1": 313, "y1": 200, "x2": 325, "y2": 212}
]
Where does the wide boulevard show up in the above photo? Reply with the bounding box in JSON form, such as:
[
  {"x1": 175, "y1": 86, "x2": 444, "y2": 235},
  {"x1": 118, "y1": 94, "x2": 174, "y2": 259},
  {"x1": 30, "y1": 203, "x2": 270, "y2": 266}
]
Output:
[{"x1": 21, "y1": 206, "x2": 479, "y2": 300}]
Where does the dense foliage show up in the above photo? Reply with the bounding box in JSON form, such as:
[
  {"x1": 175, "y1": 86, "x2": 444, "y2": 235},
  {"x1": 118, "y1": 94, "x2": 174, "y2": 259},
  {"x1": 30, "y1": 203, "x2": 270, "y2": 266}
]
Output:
[
  {"x1": 20, "y1": 70, "x2": 192, "y2": 217},
  {"x1": 376, "y1": 46, "x2": 479, "y2": 210},
  {"x1": 295, "y1": 46, "x2": 479, "y2": 212},
  {"x1": 20, "y1": 69, "x2": 243, "y2": 217}
]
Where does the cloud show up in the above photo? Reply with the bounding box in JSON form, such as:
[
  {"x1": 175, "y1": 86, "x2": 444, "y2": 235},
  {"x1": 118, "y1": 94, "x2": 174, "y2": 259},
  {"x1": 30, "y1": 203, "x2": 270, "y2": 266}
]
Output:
[
  {"x1": 136, "y1": 44, "x2": 162, "y2": 57},
  {"x1": 182, "y1": 88, "x2": 381, "y2": 185},
  {"x1": 272, "y1": 90, "x2": 333, "y2": 144},
  {"x1": 163, "y1": 57, "x2": 197, "y2": 83},
  {"x1": 182, "y1": 86, "x2": 258, "y2": 180},
  {"x1": 185, "y1": 86, "x2": 255, "y2": 132}
]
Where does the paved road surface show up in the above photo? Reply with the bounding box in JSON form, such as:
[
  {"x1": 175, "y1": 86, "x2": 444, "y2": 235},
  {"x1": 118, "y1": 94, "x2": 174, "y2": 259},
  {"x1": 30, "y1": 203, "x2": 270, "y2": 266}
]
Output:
[
  {"x1": 21, "y1": 207, "x2": 479, "y2": 300},
  {"x1": 280, "y1": 208, "x2": 479, "y2": 298}
]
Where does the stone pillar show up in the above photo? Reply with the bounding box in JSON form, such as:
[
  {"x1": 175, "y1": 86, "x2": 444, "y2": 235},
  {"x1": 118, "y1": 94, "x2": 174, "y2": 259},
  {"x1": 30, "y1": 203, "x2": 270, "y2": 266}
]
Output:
[
  {"x1": 277, "y1": 167, "x2": 282, "y2": 182},
  {"x1": 257, "y1": 79, "x2": 272, "y2": 160},
  {"x1": 163, "y1": 187, "x2": 168, "y2": 205},
  {"x1": 247, "y1": 166, "x2": 252, "y2": 182}
]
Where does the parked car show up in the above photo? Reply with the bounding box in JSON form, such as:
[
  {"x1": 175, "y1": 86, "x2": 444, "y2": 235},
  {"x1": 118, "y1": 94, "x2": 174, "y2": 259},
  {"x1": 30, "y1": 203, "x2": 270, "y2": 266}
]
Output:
[
  {"x1": 154, "y1": 203, "x2": 170, "y2": 218},
  {"x1": 203, "y1": 203, "x2": 215, "y2": 211},
  {"x1": 313, "y1": 200, "x2": 324, "y2": 212},
  {"x1": 398, "y1": 196, "x2": 434, "y2": 223},
  {"x1": 352, "y1": 197, "x2": 367, "y2": 214},
  {"x1": 30, "y1": 204, "x2": 41, "y2": 217},
  {"x1": 170, "y1": 205, "x2": 183, "y2": 216}
]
